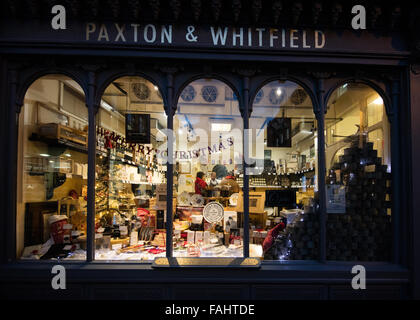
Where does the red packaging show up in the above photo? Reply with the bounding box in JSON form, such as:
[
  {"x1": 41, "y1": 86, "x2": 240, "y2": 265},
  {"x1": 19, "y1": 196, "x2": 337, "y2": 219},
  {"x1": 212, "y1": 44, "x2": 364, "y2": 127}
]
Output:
[{"x1": 48, "y1": 215, "x2": 69, "y2": 244}]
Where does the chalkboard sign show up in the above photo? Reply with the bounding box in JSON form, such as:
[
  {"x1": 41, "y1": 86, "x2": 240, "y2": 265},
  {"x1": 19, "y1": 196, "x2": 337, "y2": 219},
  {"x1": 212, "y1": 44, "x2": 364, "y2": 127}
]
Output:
[
  {"x1": 125, "y1": 113, "x2": 150, "y2": 144},
  {"x1": 267, "y1": 117, "x2": 291, "y2": 148}
]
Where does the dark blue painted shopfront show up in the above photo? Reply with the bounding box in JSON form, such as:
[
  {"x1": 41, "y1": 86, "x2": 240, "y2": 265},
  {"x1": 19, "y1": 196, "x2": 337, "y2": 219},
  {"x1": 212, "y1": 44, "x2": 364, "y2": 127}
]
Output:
[{"x1": 0, "y1": 0, "x2": 419, "y2": 300}]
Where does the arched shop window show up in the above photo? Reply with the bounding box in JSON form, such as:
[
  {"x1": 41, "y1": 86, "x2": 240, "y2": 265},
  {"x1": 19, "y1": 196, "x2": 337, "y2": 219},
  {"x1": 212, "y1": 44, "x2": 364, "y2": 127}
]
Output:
[
  {"x1": 325, "y1": 82, "x2": 392, "y2": 261},
  {"x1": 18, "y1": 75, "x2": 88, "y2": 260},
  {"x1": 174, "y1": 79, "x2": 246, "y2": 258},
  {"x1": 250, "y1": 80, "x2": 318, "y2": 260},
  {"x1": 95, "y1": 76, "x2": 167, "y2": 261}
]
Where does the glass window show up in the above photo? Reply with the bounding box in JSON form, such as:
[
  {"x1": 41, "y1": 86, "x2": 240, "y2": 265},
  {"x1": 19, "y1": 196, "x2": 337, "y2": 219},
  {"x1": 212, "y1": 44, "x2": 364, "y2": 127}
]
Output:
[
  {"x1": 173, "y1": 79, "x2": 245, "y2": 258},
  {"x1": 17, "y1": 75, "x2": 88, "y2": 261},
  {"x1": 249, "y1": 80, "x2": 318, "y2": 260},
  {"x1": 95, "y1": 76, "x2": 167, "y2": 261},
  {"x1": 325, "y1": 83, "x2": 392, "y2": 261}
]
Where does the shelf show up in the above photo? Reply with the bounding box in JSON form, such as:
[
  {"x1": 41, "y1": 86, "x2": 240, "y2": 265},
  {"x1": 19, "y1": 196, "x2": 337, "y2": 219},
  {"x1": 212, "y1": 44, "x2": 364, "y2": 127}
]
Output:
[
  {"x1": 108, "y1": 179, "x2": 159, "y2": 185},
  {"x1": 240, "y1": 185, "x2": 315, "y2": 189},
  {"x1": 29, "y1": 134, "x2": 88, "y2": 154}
]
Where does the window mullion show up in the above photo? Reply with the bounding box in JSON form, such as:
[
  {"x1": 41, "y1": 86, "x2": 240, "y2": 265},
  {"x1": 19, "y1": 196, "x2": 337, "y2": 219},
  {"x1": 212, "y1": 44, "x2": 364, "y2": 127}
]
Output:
[
  {"x1": 166, "y1": 74, "x2": 174, "y2": 258},
  {"x1": 243, "y1": 77, "x2": 250, "y2": 258},
  {"x1": 86, "y1": 72, "x2": 96, "y2": 262},
  {"x1": 316, "y1": 78, "x2": 327, "y2": 263}
]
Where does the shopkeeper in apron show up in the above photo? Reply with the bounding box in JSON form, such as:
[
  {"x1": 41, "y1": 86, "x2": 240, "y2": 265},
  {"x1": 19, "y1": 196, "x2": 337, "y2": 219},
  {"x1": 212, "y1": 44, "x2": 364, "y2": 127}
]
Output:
[{"x1": 194, "y1": 172, "x2": 208, "y2": 195}]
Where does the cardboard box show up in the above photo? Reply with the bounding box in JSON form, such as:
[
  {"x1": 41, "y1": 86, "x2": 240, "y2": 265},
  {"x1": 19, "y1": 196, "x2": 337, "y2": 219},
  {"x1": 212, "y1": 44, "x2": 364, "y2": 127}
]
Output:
[
  {"x1": 39, "y1": 123, "x2": 87, "y2": 146},
  {"x1": 234, "y1": 192, "x2": 266, "y2": 213}
]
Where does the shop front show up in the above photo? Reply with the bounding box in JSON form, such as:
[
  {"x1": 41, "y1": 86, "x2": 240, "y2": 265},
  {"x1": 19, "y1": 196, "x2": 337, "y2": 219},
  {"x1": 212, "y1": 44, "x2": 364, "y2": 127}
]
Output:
[{"x1": 0, "y1": 1, "x2": 419, "y2": 300}]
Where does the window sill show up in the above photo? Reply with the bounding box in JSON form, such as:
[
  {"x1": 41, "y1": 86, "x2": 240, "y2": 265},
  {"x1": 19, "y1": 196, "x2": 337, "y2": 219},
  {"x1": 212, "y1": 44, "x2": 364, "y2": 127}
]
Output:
[{"x1": 0, "y1": 259, "x2": 409, "y2": 286}]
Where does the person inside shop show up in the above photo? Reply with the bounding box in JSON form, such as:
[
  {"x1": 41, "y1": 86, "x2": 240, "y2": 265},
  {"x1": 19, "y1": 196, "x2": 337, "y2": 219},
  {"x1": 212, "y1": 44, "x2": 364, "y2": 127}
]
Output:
[
  {"x1": 212, "y1": 164, "x2": 228, "y2": 179},
  {"x1": 194, "y1": 171, "x2": 208, "y2": 196},
  {"x1": 208, "y1": 171, "x2": 219, "y2": 188},
  {"x1": 220, "y1": 170, "x2": 240, "y2": 195}
]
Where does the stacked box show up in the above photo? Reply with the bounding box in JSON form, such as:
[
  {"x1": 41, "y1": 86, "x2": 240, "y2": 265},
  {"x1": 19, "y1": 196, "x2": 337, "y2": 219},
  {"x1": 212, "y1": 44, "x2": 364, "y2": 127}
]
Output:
[
  {"x1": 265, "y1": 138, "x2": 392, "y2": 261},
  {"x1": 326, "y1": 138, "x2": 392, "y2": 261}
]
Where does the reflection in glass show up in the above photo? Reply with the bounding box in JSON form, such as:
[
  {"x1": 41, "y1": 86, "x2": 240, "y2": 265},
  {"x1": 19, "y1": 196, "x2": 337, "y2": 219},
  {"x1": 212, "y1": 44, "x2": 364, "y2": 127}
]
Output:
[
  {"x1": 18, "y1": 75, "x2": 88, "y2": 260},
  {"x1": 95, "y1": 77, "x2": 167, "y2": 261},
  {"x1": 249, "y1": 80, "x2": 319, "y2": 260},
  {"x1": 174, "y1": 79, "x2": 245, "y2": 258},
  {"x1": 325, "y1": 83, "x2": 392, "y2": 261}
]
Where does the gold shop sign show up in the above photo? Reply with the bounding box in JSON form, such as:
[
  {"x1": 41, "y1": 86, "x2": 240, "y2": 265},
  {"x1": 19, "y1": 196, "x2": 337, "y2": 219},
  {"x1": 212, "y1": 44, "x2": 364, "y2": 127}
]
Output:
[{"x1": 153, "y1": 257, "x2": 261, "y2": 268}]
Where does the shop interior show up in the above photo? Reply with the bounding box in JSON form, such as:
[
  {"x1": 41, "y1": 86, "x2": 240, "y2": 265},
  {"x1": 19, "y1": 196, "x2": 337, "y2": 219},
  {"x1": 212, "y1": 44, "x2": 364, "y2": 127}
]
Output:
[{"x1": 17, "y1": 75, "x2": 391, "y2": 262}]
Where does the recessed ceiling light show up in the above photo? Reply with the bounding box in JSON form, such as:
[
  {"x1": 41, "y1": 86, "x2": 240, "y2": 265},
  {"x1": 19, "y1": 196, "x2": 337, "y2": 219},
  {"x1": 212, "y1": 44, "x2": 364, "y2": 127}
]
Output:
[
  {"x1": 211, "y1": 123, "x2": 232, "y2": 132},
  {"x1": 373, "y1": 97, "x2": 383, "y2": 105}
]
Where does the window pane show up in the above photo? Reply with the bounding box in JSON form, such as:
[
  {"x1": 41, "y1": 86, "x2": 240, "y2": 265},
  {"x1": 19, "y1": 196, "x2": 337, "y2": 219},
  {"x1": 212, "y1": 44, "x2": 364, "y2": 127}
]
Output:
[
  {"x1": 18, "y1": 75, "x2": 88, "y2": 261},
  {"x1": 95, "y1": 76, "x2": 167, "y2": 261},
  {"x1": 249, "y1": 80, "x2": 319, "y2": 260},
  {"x1": 325, "y1": 83, "x2": 392, "y2": 261},
  {"x1": 173, "y1": 79, "x2": 244, "y2": 257}
]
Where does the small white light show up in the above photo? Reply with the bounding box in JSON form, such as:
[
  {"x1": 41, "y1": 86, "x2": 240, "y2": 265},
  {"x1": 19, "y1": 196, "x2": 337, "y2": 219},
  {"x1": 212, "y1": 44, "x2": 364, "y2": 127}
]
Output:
[
  {"x1": 373, "y1": 97, "x2": 383, "y2": 105},
  {"x1": 40, "y1": 154, "x2": 50, "y2": 157},
  {"x1": 276, "y1": 88, "x2": 282, "y2": 96},
  {"x1": 178, "y1": 128, "x2": 183, "y2": 134},
  {"x1": 154, "y1": 86, "x2": 159, "y2": 91}
]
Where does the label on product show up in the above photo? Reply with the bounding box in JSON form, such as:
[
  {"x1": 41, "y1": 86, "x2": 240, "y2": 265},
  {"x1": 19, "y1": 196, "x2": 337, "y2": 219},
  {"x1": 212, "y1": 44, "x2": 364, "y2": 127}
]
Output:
[
  {"x1": 326, "y1": 184, "x2": 346, "y2": 214},
  {"x1": 95, "y1": 233, "x2": 103, "y2": 239},
  {"x1": 203, "y1": 202, "x2": 224, "y2": 223},
  {"x1": 195, "y1": 231, "x2": 203, "y2": 243},
  {"x1": 112, "y1": 244, "x2": 122, "y2": 250},
  {"x1": 365, "y1": 165, "x2": 376, "y2": 173},
  {"x1": 203, "y1": 231, "x2": 210, "y2": 245},
  {"x1": 130, "y1": 231, "x2": 138, "y2": 246},
  {"x1": 97, "y1": 227, "x2": 105, "y2": 233},
  {"x1": 187, "y1": 230, "x2": 195, "y2": 243},
  {"x1": 119, "y1": 226, "x2": 128, "y2": 235}
]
